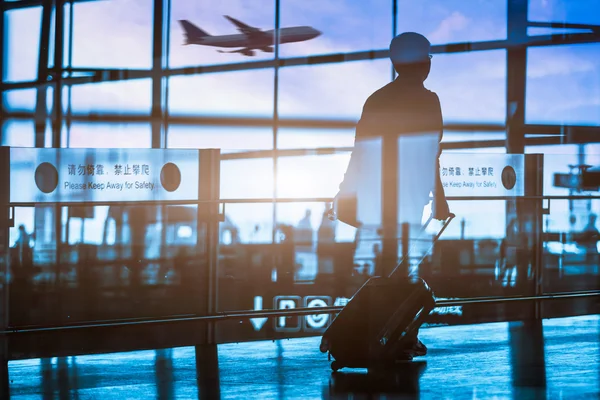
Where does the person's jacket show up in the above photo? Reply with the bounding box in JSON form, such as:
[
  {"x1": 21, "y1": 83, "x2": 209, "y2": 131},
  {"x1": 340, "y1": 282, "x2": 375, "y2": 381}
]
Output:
[{"x1": 334, "y1": 77, "x2": 449, "y2": 227}]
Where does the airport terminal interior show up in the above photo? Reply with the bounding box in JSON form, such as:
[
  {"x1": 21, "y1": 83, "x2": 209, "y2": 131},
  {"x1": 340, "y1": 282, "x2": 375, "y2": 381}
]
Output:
[{"x1": 1, "y1": 0, "x2": 600, "y2": 398}]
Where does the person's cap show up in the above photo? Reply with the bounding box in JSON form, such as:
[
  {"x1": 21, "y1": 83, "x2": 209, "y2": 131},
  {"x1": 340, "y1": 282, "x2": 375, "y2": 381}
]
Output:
[{"x1": 389, "y1": 32, "x2": 431, "y2": 65}]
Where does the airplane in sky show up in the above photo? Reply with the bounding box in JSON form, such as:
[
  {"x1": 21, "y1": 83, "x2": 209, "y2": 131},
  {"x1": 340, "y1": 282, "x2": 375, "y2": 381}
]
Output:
[{"x1": 179, "y1": 16, "x2": 321, "y2": 56}]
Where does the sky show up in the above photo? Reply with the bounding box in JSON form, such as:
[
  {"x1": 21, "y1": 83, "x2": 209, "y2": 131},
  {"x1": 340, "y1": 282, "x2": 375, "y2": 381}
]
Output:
[{"x1": 2, "y1": 0, "x2": 600, "y2": 245}]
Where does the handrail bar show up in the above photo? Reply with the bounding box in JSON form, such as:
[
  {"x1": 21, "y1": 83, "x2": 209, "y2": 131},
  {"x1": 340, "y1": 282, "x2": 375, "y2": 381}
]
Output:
[
  {"x1": 5, "y1": 194, "x2": 600, "y2": 208},
  {"x1": 3, "y1": 290, "x2": 599, "y2": 335}
]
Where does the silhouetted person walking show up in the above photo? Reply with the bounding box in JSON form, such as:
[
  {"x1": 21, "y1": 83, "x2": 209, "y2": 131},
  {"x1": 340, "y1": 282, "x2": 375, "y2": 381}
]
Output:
[{"x1": 333, "y1": 32, "x2": 451, "y2": 357}]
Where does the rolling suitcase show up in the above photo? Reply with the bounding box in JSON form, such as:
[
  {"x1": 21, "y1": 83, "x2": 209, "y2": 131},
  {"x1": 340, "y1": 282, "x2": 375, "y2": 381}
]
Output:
[{"x1": 319, "y1": 214, "x2": 454, "y2": 371}]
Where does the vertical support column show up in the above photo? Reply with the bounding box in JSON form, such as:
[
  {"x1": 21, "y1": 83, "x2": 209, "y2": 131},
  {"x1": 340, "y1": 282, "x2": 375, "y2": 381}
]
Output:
[
  {"x1": 504, "y1": 0, "x2": 531, "y2": 317},
  {"x1": 0, "y1": 148, "x2": 10, "y2": 400},
  {"x1": 53, "y1": 0, "x2": 64, "y2": 149},
  {"x1": 65, "y1": 0, "x2": 74, "y2": 149},
  {"x1": 505, "y1": 0, "x2": 528, "y2": 154},
  {"x1": 0, "y1": 0, "x2": 5, "y2": 127},
  {"x1": 195, "y1": 149, "x2": 222, "y2": 399},
  {"x1": 151, "y1": 0, "x2": 166, "y2": 150},
  {"x1": 33, "y1": 0, "x2": 55, "y2": 301},
  {"x1": 198, "y1": 150, "x2": 221, "y2": 340},
  {"x1": 0, "y1": 148, "x2": 10, "y2": 330},
  {"x1": 152, "y1": 0, "x2": 167, "y2": 263},
  {"x1": 36, "y1": 0, "x2": 53, "y2": 148},
  {"x1": 272, "y1": 0, "x2": 281, "y2": 244},
  {"x1": 53, "y1": 0, "x2": 65, "y2": 288},
  {"x1": 525, "y1": 154, "x2": 544, "y2": 318}
]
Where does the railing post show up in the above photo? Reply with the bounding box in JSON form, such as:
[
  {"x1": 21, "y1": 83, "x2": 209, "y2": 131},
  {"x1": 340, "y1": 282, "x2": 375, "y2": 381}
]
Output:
[
  {"x1": 400, "y1": 222, "x2": 410, "y2": 277},
  {"x1": 0, "y1": 148, "x2": 10, "y2": 331},
  {"x1": 198, "y1": 149, "x2": 221, "y2": 344},
  {"x1": 529, "y1": 154, "x2": 545, "y2": 318}
]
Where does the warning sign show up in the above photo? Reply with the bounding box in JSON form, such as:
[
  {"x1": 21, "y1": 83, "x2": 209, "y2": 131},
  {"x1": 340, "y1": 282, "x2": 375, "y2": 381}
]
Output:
[
  {"x1": 440, "y1": 153, "x2": 525, "y2": 197},
  {"x1": 9, "y1": 148, "x2": 200, "y2": 203}
]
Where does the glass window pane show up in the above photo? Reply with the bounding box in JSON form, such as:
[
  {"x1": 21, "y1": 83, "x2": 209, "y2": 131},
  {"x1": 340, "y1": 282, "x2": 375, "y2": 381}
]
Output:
[
  {"x1": 529, "y1": 0, "x2": 600, "y2": 25},
  {"x1": 168, "y1": 70, "x2": 274, "y2": 117},
  {"x1": 71, "y1": 0, "x2": 152, "y2": 68},
  {"x1": 221, "y1": 203, "x2": 274, "y2": 244},
  {"x1": 425, "y1": 50, "x2": 506, "y2": 123},
  {"x1": 4, "y1": 7, "x2": 42, "y2": 82},
  {"x1": 275, "y1": 202, "x2": 337, "y2": 282},
  {"x1": 3, "y1": 89, "x2": 37, "y2": 112},
  {"x1": 280, "y1": 0, "x2": 391, "y2": 57},
  {"x1": 169, "y1": 1, "x2": 274, "y2": 68},
  {"x1": 67, "y1": 79, "x2": 153, "y2": 114},
  {"x1": 437, "y1": 200, "x2": 507, "y2": 238},
  {"x1": 427, "y1": 50, "x2": 507, "y2": 123},
  {"x1": 526, "y1": 44, "x2": 600, "y2": 126},
  {"x1": 398, "y1": 0, "x2": 507, "y2": 44},
  {"x1": 277, "y1": 128, "x2": 355, "y2": 149},
  {"x1": 278, "y1": 60, "x2": 390, "y2": 120},
  {"x1": 543, "y1": 200, "x2": 600, "y2": 296},
  {"x1": 276, "y1": 154, "x2": 350, "y2": 199},
  {"x1": 221, "y1": 158, "x2": 273, "y2": 199},
  {"x1": 66, "y1": 122, "x2": 152, "y2": 148},
  {"x1": 524, "y1": 144, "x2": 589, "y2": 209},
  {"x1": 167, "y1": 125, "x2": 272, "y2": 153},
  {"x1": 1, "y1": 120, "x2": 35, "y2": 147}
]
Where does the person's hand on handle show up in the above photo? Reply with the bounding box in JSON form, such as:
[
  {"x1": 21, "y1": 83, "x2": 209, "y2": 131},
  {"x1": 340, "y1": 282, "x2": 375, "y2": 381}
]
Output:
[{"x1": 433, "y1": 197, "x2": 453, "y2": 221}]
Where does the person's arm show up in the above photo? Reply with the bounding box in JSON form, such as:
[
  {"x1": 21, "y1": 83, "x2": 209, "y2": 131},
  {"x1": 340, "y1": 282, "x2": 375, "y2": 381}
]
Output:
[
  {"x1": 337, "y1": 99, "x2": 372, "y2": 193},
  {"x1": 330, "y1": 100, "x2": 372, "y2": 226},
  {"x1": 432, "y1": 94, "x2": 451, "y2": 220}
]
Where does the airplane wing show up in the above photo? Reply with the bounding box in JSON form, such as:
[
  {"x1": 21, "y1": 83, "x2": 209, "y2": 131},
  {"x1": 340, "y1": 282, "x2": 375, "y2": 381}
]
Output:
[{"x1": 224, "y1": 15, "x2": 265, "y2": 37}]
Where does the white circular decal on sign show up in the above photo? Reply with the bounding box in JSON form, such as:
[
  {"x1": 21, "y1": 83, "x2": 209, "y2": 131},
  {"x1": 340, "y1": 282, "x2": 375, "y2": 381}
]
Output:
[{"x1": 306, "y1": 298, "x2": 329, "y2": 329}]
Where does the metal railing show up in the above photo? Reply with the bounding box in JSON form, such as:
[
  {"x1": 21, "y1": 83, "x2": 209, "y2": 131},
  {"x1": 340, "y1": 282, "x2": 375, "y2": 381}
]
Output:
[{"x1": 4, "y1": 290, "x2": 599, "y2": 335}]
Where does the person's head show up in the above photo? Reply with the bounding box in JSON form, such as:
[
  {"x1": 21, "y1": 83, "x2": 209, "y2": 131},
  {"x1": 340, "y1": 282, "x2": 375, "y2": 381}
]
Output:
[{"x1": 389, "y1": 32, "x2": 432, "y2": 82}]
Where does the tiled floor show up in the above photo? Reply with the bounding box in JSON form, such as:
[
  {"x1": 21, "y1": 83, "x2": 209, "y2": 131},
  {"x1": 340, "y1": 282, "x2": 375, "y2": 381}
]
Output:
[{"x1": 8, "y1": 314, "x2": 600, "y2": 399}]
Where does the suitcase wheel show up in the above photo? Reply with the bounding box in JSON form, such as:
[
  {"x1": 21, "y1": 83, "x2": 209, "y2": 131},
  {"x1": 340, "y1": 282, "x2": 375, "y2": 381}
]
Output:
[{"x1": 331, "y1": 361, "x2": 342, "y2": 372}]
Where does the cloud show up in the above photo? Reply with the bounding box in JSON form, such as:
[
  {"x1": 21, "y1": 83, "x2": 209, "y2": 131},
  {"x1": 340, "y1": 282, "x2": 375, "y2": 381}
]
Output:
[
  {"x1": 277, "y1": 60, "x2": 391, "y2": 119},
  {"x1": 428, "y1": 11, "x2": 470, "y2": 43},
  {"x1": 527, "y1": 54, "x2": 596, "y2": 78}
]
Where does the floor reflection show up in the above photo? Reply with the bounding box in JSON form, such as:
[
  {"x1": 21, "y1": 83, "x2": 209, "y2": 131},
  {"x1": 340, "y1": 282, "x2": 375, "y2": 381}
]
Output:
[
  {"x1": 509, "y1": 319, "x2": 547, "y2": 399},
  {"x1": 6, "y1": 315, "x2": 599, "y2": 399},
  {"x1": 324, "y1": 361, "x2": 426, "y2": 399}
]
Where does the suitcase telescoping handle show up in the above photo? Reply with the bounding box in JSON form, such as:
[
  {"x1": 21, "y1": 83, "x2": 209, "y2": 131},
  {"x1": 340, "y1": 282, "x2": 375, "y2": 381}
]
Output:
[{"x1": 389, "y1": 213, "x2": 455, "y2": 278}]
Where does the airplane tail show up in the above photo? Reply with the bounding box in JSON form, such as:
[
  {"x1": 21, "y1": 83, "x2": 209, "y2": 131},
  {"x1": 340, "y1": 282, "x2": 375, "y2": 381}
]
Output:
[{"x1": 179, "y1": 20, "x2": 210, "y2": 43}]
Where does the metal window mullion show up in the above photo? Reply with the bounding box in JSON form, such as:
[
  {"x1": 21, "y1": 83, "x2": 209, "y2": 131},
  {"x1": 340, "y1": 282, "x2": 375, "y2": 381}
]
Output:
[
  {"x1": 151, "y1": 0, "x2": 165, "y2": 149},
  {"x1": 506, "y1": 0, "x2": 528, "y2": 154},
  {"x1": 53, "y1": 0, "x2": 64, "y2": 149},
  {"x1": 272, "y1": 0, "x2": 280, "y2": 244},
  {"x1": 0, "y1": 1, "x2": 5, "y2": 126},
  {"x1": 52, "y1": 0, "x2": 65, "y2": 293},
  {"x1": 163, "y1": 0, "x2": 171, "y2": 148},
  {"x1": 35, "y1": 0, "x2": 53, "y2": 148},
  {"x1": 65, "y1": 0, "x2": 74, "y2": 148},
  {"x1": 391, "y1": 0, "x2": 397, "y2": 81}
]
